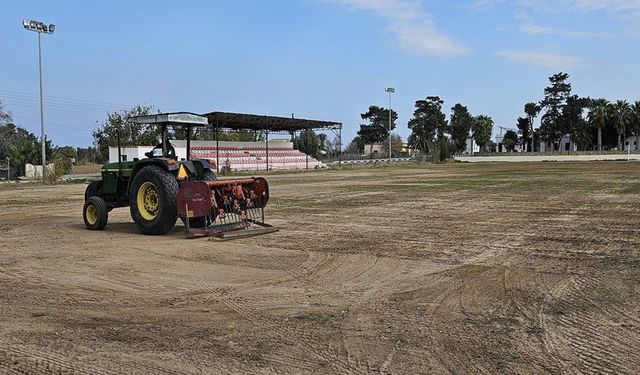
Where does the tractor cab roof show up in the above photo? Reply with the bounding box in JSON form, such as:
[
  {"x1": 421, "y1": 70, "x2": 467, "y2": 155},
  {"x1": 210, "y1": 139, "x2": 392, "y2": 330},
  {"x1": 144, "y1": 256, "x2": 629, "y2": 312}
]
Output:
[{"x1": 127, "y1": 112, "x2": 209, "y2": 127}]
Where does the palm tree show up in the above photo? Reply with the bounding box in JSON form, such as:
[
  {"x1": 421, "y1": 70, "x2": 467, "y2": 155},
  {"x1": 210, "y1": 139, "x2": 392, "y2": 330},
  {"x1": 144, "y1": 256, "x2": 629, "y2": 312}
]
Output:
[
  {"x1": 588, "y1": 98, "x2": 609, "y2": 151},
  {"x1": 524, "y1": 102, "x2": 541, "y2": 152},
  {"x1": 611, "y1": 100, "x2": 631, "y2": 150},
  {"x1": 632, "y1": 101, "x2": 640, "y2": 151},
  {"x1": 7, "y1": 142, "x2": 39, "y2": 176}
]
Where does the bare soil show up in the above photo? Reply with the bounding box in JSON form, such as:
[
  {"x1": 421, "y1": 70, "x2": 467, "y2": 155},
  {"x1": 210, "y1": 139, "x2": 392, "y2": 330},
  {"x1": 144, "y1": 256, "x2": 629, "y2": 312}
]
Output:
[
  {"x1": 1, "y1": 162, "x2": 639, "y2": 374},
  {"x1": 71, "y1": 164, "x2": 102, "y2": 175}
]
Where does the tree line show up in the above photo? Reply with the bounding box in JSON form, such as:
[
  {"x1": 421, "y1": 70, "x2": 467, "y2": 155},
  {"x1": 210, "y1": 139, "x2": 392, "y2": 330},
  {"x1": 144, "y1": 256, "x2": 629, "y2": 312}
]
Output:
[
  {"x1": 519, "y1": 72, "x2": 640, "y2": 152},
  {"x1": 349, "y1": 99, "x2": 495, "y2": 162},
  {"x1": 347, "y1": 72, "x2": 640, "y2": 162},
  {"x1": 0, "y1": 101, "x2": 99, "y2": 178}
]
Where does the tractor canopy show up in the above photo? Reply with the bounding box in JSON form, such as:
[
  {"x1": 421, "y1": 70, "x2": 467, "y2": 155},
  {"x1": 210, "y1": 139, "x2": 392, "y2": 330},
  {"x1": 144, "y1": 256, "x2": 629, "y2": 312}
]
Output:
[{"x1": 127, "y1": 112, "x2": 209, "y2": 161}]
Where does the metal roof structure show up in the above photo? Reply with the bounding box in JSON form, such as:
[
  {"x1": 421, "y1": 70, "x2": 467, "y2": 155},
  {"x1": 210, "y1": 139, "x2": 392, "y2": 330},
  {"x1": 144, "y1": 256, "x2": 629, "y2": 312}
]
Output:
[
  {"x1": 128, "y1": 112, "x2": 209, "y2": 127},
  {"x1": 203, "y1": 111, "x2": 342, "y2": 133}
]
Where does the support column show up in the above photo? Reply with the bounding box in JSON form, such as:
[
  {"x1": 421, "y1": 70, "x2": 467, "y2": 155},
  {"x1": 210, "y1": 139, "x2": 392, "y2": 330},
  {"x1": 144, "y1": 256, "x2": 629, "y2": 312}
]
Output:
[
  {"x1": 305, "y1": 130, "x2": 309, "y2": 170},
  {"x1": 265, "y1": 129, "x2": 269, "y2": 171},
  {"x1": 216, "y1": 119, "x2": 220, "y2": 173},
  {"x1": 186, "y1": 125, "x2": 191, "y2": 161},
  {"x1": 339, "y1": 126, "x2": 342, "y2": 167}
]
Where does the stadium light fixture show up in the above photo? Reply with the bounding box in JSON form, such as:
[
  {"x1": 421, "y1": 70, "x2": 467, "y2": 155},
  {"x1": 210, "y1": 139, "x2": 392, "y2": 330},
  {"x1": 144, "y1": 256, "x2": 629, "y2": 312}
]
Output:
[
  {"x1": 23, "y1": 18, "x2": 56, "y2": 183},
  {"x1": 385, "y1": 87, "x2": 395, "y2": 163}
]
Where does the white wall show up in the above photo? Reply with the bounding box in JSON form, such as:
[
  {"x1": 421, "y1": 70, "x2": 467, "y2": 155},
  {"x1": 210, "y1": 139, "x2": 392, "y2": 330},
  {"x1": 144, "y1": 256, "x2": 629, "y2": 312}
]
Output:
[
  {"x1": 538, "y1": 135, "x2": 577, "y2": 153},
  {"x1": 466, "y1": 136, "x2": 480, "y2": 154},
  {"x1": 455, "y1": 154, "x2": 640, "y2": 162},
  {"x1": 363, "y1": 144, "x2": 384, "y2": 156},
  {"x1": 25, "y1": 163, "x2": 55, "y2": 179},
  {"x1": 108, "y1": 146, "x2": 188, "y2": 163},
  {"x1": 625, "y1": 136, "x2": 639, "y2": 150}
]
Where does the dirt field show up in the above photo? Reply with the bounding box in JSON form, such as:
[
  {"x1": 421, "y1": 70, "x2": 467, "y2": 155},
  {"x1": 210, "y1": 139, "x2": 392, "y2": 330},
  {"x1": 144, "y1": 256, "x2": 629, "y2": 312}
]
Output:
[{"x1": 1, "y1": 162, "x2": 640, "y2": 374}]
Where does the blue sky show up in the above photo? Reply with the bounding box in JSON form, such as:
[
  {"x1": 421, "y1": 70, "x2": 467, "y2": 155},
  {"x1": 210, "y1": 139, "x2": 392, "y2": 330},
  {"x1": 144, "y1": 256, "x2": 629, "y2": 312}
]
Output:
[{"x1": 1, "y1": 0, "x2": 639, "y2": 147}]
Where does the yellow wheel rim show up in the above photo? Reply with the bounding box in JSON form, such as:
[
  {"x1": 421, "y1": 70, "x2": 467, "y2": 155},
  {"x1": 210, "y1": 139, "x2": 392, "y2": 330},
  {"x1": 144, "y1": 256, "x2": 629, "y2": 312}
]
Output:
[
  {"x1": 137, "y1": 181, "x2": 159, "y2": 221},
  {"x1": 86, "y1": 204, "x2": 98, "y2": 225}
]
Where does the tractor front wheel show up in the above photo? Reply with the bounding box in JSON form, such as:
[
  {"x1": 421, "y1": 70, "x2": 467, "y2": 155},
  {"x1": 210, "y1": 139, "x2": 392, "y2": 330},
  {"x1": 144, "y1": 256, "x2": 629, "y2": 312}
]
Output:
[
  {"x1": 85, "y1": 180, "x2": 102, "y2": 201},
  {"x1": 130, "y1": 165, "x2": 179, "y2": 235},
  {"x1": 83, "y1": 196, "x2": 108, "y2": 230}
]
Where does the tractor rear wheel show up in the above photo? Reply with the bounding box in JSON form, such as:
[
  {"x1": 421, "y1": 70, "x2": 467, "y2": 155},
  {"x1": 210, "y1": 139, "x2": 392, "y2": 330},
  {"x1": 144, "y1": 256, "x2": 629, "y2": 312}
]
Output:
[
  {"x1": 129, "y1": 165, "x2": 179, "y2": 235},
  {"x1": 83, "y1": 196, "x2": 108, "y2": 230},
  {"x1": 85, "y1": 180, "x2": 102, "y2": 201},
  {"x1": 200, "y1": 169, "x2": 217, "y2": 181}
]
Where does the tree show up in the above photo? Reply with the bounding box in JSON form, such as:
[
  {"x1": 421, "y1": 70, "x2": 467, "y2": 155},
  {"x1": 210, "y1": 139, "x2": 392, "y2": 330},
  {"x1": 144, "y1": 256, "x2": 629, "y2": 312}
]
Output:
[
  {"x1": 0, "y1": 123, "x2": 38, "y2": 161},
  {"x1": 472, "y1": 115, "x2": 494, "y2": 152},
  {"x1": 516, "y1": 117, "x2": 531, "y2": 151},
  {"x1": 358, "y1": 105, "x2": 398, "y2": 155},
  {"x1": 295, "y1": 129, "x2": 321, "y2": 158},
  {"x1": 407, "y1": 96, "x2": 447, "y2": 162},
  {"x1": 588, "y1": 98, "x2": 610, "y2": 151},
  {"x1": 611, "y1": 100, "x2": 631, "y2": 150},
  {"x1": 631, "y1": 101, "x2": 640, "y2": 151},
  {"x1": 561, "y1": 95, "x2": 591, "y2": 152},
  {"x1": 92, "y1": 105, "x2": 159, "y2": 161},
  {"x1": 344, "y1": 136, "x2": 364, "y2": 154},
  {"x1": 0, "y1": 100, "x2": 12, "y2": 125},
  {"x1": 382, "y1": 133, "x2": 404, "y2": 157},
  {"x1": 502, "y1": 130, "x2": 519, "y2": 152},
  {"x1": 540, "y1": 73, "x2": 572, "y2": 151},
  {"x1": 76, "y1": 146, "x2": 100, "y2": 164},
  {"x1": 54, "y1": 146, "x2": 77, "y2": 174},
  {"x1": 524, "y1": 102, "x2": 541, "y2": 151},
  {"x1": 7, "y1": 142, "x2": 39, "y2": 176},
  {"x1": 317, "y1": 133, "x2": 329, "y2": 154},
  {"x1": 449, "y1": 104, "x2": 473, "y2": 153}
]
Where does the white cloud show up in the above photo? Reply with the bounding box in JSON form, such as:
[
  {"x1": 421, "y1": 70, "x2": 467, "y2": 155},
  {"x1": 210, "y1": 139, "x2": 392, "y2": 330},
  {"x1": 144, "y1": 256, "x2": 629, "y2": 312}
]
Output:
[
  {"x1": 496, "y1": 50, "x2": 582, "y2": 68},
  {"x1": 323, "y1": 0, "x2": 470, "y2": 57},
  {"x1": 565, "y1": 0, "x2": 640, "y2": 12},
  {"x1": 467, "y1": 0, "x2": 508, "y2": 9}
]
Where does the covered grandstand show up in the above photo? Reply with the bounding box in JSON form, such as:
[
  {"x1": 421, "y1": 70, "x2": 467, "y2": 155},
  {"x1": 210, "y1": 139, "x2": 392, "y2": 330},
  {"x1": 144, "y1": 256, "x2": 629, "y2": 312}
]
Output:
[
  {"x1": 202, "y1": 111, "x2": 343, "y2": 172},
  {"x1": 109, "y1": 112, "x2": 343, "y2": 172}
]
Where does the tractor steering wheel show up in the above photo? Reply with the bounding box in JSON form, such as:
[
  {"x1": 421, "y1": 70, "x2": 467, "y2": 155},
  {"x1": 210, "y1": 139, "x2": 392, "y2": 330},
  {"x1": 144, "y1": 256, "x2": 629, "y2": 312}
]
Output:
[{"x1": 145, "y1": 142, "x2": 177, "y2": 160}]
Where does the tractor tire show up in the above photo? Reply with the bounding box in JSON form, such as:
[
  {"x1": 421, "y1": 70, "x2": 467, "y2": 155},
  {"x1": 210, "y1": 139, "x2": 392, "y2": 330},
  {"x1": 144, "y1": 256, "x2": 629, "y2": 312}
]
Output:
[
  {"x1": 129, "y1": 165, "x2": 179, "y2": 235},
  {"x1": 84, "y1": 180, "x2": 102, "y2": 201},
  {"x1": 181, "y1": 169, "x2": 218, "y2": 228},
  {"x1": 200, "y1": 169, "x2": 217, "y2": 181},
  {"x1": 83, "y1": 196, "x2": 108, "y2": 230}
]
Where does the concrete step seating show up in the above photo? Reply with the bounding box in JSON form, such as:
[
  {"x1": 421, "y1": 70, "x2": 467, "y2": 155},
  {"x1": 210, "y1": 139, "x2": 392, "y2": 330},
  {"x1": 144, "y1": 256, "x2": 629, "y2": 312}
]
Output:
[{"x1": 190, "y1": 145, "x2": 322, "y2": 171}]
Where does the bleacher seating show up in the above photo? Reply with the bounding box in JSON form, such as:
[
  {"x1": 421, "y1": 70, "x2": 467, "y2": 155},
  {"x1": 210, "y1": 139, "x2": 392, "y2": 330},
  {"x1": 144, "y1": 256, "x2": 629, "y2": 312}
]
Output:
[{"x1": 189, "y1": 143, "x2": 323, "y2": 171}]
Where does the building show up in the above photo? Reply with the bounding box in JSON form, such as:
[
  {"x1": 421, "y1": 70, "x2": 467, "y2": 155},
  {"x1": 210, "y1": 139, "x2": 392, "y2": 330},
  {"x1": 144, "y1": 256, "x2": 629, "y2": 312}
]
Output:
[
  {"x1": 363, "y1": 143, "x2": 385, "y2": 157},
  {"x1": 465, "y1": 133, "x2": 480, "y2": 155},
  {"x1": 538, "y1": 135, "x2": 577, "y2": 153},
  {"x1": 625, "y1": 136, "x2": 639, "y2": 151}
]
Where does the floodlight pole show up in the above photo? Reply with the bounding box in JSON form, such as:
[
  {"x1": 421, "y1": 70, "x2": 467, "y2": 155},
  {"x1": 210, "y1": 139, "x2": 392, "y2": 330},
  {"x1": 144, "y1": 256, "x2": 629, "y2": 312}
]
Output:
[
  {"x1": 385, "y1": 88, "x2": 395, "y2": 163},
  {"x1": 24, "y1": 19, "x2": 55, "y2": 183},
  {"x1": 37, "y1": 32, "x2": 46, "y2": 181}
]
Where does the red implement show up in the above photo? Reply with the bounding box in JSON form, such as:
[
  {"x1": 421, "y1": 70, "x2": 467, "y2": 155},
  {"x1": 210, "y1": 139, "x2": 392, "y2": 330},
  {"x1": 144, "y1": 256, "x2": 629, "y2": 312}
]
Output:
[{"x1": 177, "y1": 177, "x2": 277, "y2": 240}]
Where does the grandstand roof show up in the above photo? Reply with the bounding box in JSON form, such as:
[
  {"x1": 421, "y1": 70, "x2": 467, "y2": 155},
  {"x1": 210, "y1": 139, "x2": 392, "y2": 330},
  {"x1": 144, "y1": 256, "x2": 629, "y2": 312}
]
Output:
[{"x1": 203, "y1": 111, "x2": 342, "y2": 132}]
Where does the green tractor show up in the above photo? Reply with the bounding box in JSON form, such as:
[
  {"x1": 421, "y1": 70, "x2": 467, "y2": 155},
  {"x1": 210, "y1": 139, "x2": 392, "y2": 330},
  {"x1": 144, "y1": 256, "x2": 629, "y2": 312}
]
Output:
[{"x1": 82, "y1": 112, "x2": 273, "y2": 238}]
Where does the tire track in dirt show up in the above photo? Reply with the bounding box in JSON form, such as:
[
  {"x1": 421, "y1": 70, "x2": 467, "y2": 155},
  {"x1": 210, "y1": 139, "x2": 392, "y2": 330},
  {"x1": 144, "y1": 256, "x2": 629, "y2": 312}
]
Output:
[
  {"x1": 231, "y1": 247, "x2": 408, "y2": 373},
  {"x1": 286, "y1": 252, "x2": 407, "y2": 373},
  {"x1": 540, "y1": 276, "x2": 640, "y2": 374},
  {"x1": 502, "y1": 269, "x2": 569, "y2": 374},
  {"x1": 0, "y1": 342, "x2": 193, "y2": 375},
  {"x1": 184, "y1": 259, "x2": 367, "y2": 374},
  {"x1": 0, "y1": 344, "x2": 121, "y2": 375}
]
